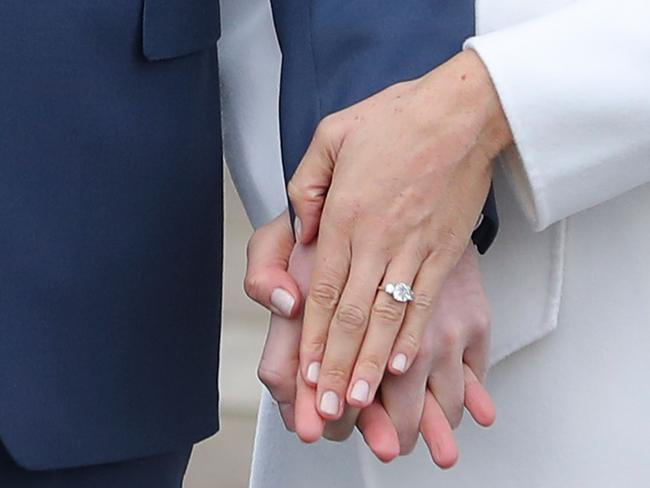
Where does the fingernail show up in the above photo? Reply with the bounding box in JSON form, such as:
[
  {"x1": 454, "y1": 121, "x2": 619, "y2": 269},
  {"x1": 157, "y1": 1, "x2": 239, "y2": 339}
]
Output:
[
  {"x1": 320, "y1": 391, "x2": 339, "y2": 416},
  {"x1": 306, "y1": 362, "x2": 321, "y2": 383},
  {"x1": 271, "y1": 288, "x2": 295, "y2": 316},
  {"x1": 350, "y1": 380, "x2": 370, "y2": 404},
  {"x1": 391, "y1": 353, "x2": 408, "y2": 373},
  {"x1": 294, "y1": 217, "x2": 302, "y2": 244}
]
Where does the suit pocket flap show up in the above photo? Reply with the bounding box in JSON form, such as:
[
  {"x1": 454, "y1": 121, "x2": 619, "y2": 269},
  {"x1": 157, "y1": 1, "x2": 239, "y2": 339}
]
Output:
[{"x1": 142, "y1": 0, "x2": 220, "y2": 61}]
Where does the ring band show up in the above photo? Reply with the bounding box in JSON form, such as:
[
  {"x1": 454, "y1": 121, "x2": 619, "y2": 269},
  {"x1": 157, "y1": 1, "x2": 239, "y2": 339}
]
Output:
[{"x1": 378, "y1": 282, "x2": 414, "y2": 303}]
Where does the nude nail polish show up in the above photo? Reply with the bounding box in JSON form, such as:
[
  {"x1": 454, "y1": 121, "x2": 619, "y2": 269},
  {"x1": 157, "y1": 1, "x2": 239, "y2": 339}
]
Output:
[
  {"x1": 350, "y1": 380, "x2": 370, "y2": 403},
  {"x1": 271, "y1": 288, "x2": 295, "y2": 316},
  {"x1": 320, "y1": 391, "x2": 339, "y2": 416},
  {"x1": 391, "y1": 353, "x2": 408, "y2": 373},
  {"x1": 306, "y1": 362, "x2": 321, "y2": 383}
]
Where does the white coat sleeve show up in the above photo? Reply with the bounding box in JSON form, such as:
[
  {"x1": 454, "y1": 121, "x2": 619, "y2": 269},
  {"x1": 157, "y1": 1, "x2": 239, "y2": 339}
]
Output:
[{"x1": 464, "y1": 0, "x2": 650, "y2": 231}]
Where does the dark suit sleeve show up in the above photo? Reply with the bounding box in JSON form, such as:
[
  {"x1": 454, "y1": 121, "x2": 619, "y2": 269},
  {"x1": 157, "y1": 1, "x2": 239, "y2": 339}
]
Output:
[
  {"x1": 272, "y1": 0, "x2": 498, "y2": 253},
  {"x1": 473, "y1": 185, "x2": 498, "y2": 254}
]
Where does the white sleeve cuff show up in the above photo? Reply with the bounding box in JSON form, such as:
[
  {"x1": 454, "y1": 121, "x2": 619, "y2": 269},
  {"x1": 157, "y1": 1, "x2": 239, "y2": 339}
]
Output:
[{"x1": 464, "y1": 0, "x2": 650, "y2": 231}]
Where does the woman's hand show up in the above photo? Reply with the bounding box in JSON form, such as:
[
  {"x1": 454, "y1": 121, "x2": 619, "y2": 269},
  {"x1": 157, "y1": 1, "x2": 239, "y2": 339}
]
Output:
[
  {"x1": 246, "y1": 215, "x2": 495, "y2": 467},
  {"x1": 288, "y1": 50, "x2": 512, "y2": 419},
  {"x1": 294, "y1": 244, "x2": 496, "y2": 469}
]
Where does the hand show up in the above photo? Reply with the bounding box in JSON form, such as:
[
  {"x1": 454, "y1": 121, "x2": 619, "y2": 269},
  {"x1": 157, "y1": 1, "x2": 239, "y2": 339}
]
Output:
[
  {"x1": 244, "y1": 211, "x2": 302, "y2": 320},
  {"x1": 246, "y1": 219, "x2": 495, "y2": 467},
  {"x1": 288, "y1": 50, "x2": 512, "y2": 419},
  {"x1": 244, "y1": 211, "x2": 301, "y2": 429},
  {"x1": 291, "y1": 243, "x2": 495, "y2": 469},
  {"x1": 244, "y1": 213, "x2": 362, "y2": 438},
  {"x1": 377, "y1": 244, "x2": 495, "y2": 468}
]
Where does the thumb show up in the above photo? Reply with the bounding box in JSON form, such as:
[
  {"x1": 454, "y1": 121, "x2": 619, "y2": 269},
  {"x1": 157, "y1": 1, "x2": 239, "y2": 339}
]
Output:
[
  {"x1": 287, "y1": 116, "x2": 342, "y2": 245},
  {"x1": 244, "y1": 210, "x2": 302, "y2": 318}
]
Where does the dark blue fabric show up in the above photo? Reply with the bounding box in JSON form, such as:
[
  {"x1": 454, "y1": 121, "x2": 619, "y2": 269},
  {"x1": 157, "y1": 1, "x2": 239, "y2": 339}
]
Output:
[
  {"x1": 0, "y1": 0, "x2": 222, "y2": 470},
  {"x1": 0, "y1": 441, "x2": 192, "y2": 488},
  {"x1": 271, "y1": 0, "x2": 498, "y2": 253}
]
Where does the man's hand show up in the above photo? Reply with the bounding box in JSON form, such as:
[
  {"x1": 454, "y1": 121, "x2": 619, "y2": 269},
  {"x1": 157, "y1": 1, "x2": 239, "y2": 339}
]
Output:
[{"x1": 287, "y1": 50, "x2": 512, "y2": 419}]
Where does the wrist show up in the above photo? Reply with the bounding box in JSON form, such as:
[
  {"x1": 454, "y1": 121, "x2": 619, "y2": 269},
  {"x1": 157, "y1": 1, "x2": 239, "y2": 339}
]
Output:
[
  {"x1": 417, "y1": 50, "x2": 513, "y2": 160},
  {"x1": 457, "y1": 49, "x2": 513, "y2": 158}
]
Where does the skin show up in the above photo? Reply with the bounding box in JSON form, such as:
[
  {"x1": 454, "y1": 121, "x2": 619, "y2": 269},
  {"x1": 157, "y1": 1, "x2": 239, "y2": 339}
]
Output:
[
  {"x1": 286, "y1": 50, "x2": 513, "y2": 420},
  {"x1": 245, "y1": 212, "x2": 495, "y2": 467}
]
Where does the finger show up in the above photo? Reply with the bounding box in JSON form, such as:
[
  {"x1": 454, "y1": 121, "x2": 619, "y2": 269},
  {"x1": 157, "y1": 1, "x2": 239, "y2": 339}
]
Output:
[
  {"x1": 245, "y1": 211, "x2": 302, "y2": 318},
  {"x1": 420, "y1": 389, "x2": 459, "y2": 469},
  {"x1": 261, "y1": 242, "x2": 318, "y2": 434},
  {"x1": 357, "y1": 399, "x2": 401, "y2": 463},
  {"x1": 463, "y1": 318, "x2": 491, "y2": 384},
  {"x1": 389, "y1": 253, "x2": 457, "y2": 376},
  {"x1": 347, "y1": 252, "x2": 421, "y2": 408},
  {"x1": 295, "y1": 368, "x2": 326, "y2": 443},
  {"x1": 257, "y1": 309, "x2": 301, "y2": 432},
  {"x1": 299, "y1": 228, "x2": 352, "y2": 389},
  {"x1": 284, "y1": 243, "x2": 327, "y2": 443},
  {"x1": 323, "y1": 406, "x2": 359, "y2": 442},
  {"x1": 287, "y1": 116, "x2": 342, "y2": 245},
  {"x1": 315, "y1": 253, "x2": 387, "y2": 419},
  {"x1": 427, "y1": 347, "x2": 465, "y2": 429},
  {"x1": 379, "y1": 318, "x2": 435, "y2": 454},
  {"x1": 463, "y1": 364, "x2": 496, "y2": 428}
]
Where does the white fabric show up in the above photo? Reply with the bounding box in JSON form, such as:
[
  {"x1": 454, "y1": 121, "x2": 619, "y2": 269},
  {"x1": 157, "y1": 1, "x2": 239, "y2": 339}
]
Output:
[
  {"x1": 218, "y1": 0, "x2": 286, "y2": 228},
  {"x1": 467, "y1": 0, "x2": 650, "y2": 232},
  {"x1": 218, "y1": 0, "x2": 650, "y2": 485}
]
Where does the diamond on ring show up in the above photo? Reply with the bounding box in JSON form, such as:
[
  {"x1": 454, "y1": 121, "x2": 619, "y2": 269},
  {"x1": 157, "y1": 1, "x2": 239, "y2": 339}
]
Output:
[{"x1": 382, "y1": 282, "x2": 414, "y2": 303}]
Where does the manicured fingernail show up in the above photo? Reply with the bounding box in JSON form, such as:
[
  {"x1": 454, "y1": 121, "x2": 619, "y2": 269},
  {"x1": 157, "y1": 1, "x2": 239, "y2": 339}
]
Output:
[
  {"x1": 294, "y1": 217, "x2": 302, "y2": 244},
  {"x1": 391, "y1": 353, "x2": 408, "y2": 373},
  {"x1": 306, "y1": 362, "x2": 321, "y2": 383},
  {"x1": 350, "y1": 380, "x2": 370, "y2": 404},
  {"x1": 320, "y1": 391, "x2": 339, "y2": 416},
  {"x1": 270, "y1": 288, "x2": 295, "y2": 316}
]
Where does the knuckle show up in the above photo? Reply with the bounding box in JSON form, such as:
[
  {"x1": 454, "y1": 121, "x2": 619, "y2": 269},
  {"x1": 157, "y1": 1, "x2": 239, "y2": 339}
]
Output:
[
  {"x1": 315, "y1": 114, "x2": 339, "y2": 141},
  {"x1": 438, "y1": 326, "x2": 461, "y2": 349},
  {"x1": 257, "y1": 366, "x2": 290, "y2": 396},
  {"x1": 412, "y1": 292, "x2": 436, "y2": 312},
  {"x1": 286, "y1": 178, "x2": 306, "y2": 204},
  {"x1": 371, "y1": 301, "x2": 404, "y2": 323},
  {"x1": 301, "y1": 338, "x2": 325, "y2": 357},
  {"x1": 356, "y1": 356, "x2": 383, "y2": 377},
  {"x1": 243, "y1": 272, "x2": 263, "y2": 300},
  {"x1": 473, "y1": 314, "x2": 491, "y2": 337},
  {"x1": 309, "y1": 279, "x2": 342, "y2": 310},
  {"x1": 439, "y1": 227, "x2": 465, "y2": 255},
  {"x1": 397, "y1": 330, "x2": 421, "y2": 357},
  {"x1": 322, "y1": 366, "x2": 350, "y2": 387},
  {"x1": 287, "y1": 178, "x2": 322, "y2": 208},
  {"x1": 335, "y1": 303, "x2": 368, "y2": 334}
]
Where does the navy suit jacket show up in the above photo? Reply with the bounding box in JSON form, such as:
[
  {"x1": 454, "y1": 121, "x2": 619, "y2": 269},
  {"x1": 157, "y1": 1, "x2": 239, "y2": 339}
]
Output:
[
  {"x1": 0, "y1": 0, "x2": 222, "y2": 470},
  {"x1": 0, "y1": 0, "x2": 498, "y2": 473},
  {"x1": 271, "y1": 0, "x2": 498, "y2": 252}
]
